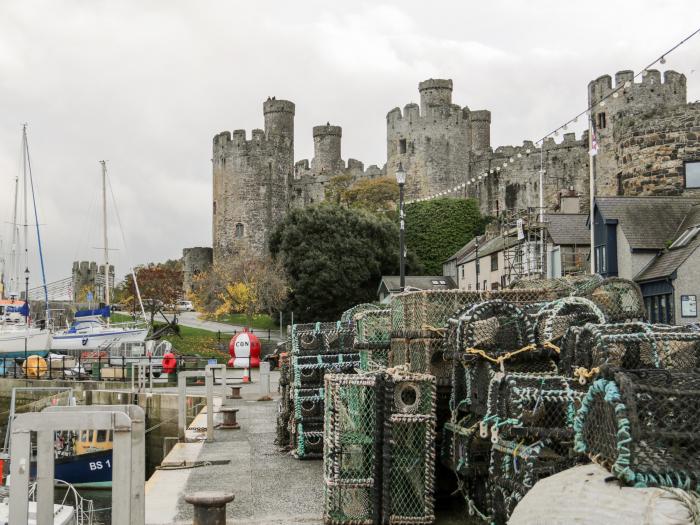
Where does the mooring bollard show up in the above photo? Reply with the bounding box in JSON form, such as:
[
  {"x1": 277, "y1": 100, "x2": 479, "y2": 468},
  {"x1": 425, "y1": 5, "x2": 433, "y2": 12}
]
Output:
[
  {"x1": 185, "y1": 491, "x2": 235, "y2": 525},
  {"x1": 228, "y1": 386, "x2": 242, "y2": 399},
  {"x1": 219, "y1": 407, "x2": 240, "y2": 429}
]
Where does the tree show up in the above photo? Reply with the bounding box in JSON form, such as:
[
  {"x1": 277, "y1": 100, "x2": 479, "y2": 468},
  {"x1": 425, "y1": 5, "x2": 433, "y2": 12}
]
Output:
[
  {"x1": 270, "y1": 203, "x2": 420, "y2": 322},
  {"x1": 324, "y1": 174, "x2": 354, "y2": 204},
  {"x1": 116, "y1": 262, "x2": 183, "y2": 314},
  {"x1": 342, "y1": 176, "x2": 399, "y2": 217},
  {"x1": 404, "y1": 197, "x2": 488, "y2": 275},
  {"x1": 189, "y1": 255, "x2": 288, "y2": 326}
]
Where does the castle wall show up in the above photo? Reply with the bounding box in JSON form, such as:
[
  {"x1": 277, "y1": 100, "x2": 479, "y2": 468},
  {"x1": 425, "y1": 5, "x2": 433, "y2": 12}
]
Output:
[
  {"x1": 71, "y1": 261, "x2": 114, "y2": 303},
  {"x1": 616, "y1": 102, "x2": 700, "y2": 196},
  {"x1": 182, "y1": 247, "x2": 213, "y2": 294}
]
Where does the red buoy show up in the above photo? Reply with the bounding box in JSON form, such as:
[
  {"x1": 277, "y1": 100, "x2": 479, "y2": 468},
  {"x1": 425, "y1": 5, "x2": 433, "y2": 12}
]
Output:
[
  {"x1": 228, "y1": 328, "x2": 261, "y2": 368},
  {"x1": 162, "y1": 352, "x2": 177, "y2": 374}
]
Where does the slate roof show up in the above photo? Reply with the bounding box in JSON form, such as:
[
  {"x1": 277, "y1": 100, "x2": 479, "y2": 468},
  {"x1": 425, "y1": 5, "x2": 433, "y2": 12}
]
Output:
[
  {"x1": 544, "y1": 214, "x2": 590, "y2": 245},
  {"x1": 596, "y1": 196, "x2": 700, "y2": 250},
  {"x1": 379, "y1": 275, "x2": 457, "y2": 293},
  {"x1": 444, "y1": 236, "x2": 481, "y2": 264},
  {"x1": 635, "y1": 203, "x2": 700, "y2": 281},
  {"x1": 459, "y1": 235, "x2": 520, "y2": 263}
]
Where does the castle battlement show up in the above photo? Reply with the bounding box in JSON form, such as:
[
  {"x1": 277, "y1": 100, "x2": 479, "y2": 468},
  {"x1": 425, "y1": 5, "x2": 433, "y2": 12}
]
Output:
[
  {"x1": 313, "y1": 124, "x2": 342, "y2": 138},
  {"x1": 588, "y1": 69, "x2": 687, "y2": 109}
]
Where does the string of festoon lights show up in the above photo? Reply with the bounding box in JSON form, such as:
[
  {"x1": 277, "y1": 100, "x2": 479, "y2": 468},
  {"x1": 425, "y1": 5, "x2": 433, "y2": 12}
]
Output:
[{"x1": 405, "y1": 25, "x2": 700, "y2": 205}]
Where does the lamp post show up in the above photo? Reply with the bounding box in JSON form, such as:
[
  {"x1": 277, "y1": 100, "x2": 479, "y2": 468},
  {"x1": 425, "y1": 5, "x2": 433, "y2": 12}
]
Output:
[
  {"x1": 24, "y1": 267, "x2": 29, "y2": 363},
  {"x1": 474, "y1": 237, "x2": 480, "y2": 290},
  {"x1": 395, "y1": 163, "x2": 406, "y2": 291}
]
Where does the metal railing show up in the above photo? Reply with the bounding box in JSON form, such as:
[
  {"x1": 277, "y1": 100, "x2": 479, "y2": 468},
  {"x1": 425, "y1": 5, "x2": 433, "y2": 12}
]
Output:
[{"x1": 0, "y1": 354, "x2": 225, "y2": 382}]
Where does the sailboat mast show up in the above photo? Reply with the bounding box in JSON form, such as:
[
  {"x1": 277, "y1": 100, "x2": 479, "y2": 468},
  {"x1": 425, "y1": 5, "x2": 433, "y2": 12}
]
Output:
[
  {"x1": 21, "y1": 125, "x2": 29, "y2": 301},
  {"x1": 101, "y1": 160, "x2": 110, "y2": 307},
  {"x1": 9, "y1": 176, "x2": 19, "y2": 297}
]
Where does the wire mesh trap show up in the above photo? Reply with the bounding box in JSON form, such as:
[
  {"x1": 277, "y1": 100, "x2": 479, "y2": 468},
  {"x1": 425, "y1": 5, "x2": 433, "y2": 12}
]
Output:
[
  {"x1": 560, "y1": 322, "x2": 700, "y2": 383},
  {"x1": 382, "y1": 368, "x2": 437, "y2": 525},
  {"x1": 482, "y1": 373, "x2": 587, "y2": 442},
  {"x1": 488, "y1": 438, "x2": 581, "y2": 524},
  {"x1": 323, "y1": 373, "x2": 383, "y2": 525},
  {"x1": 574, "y1": 369, "x2": 700, "y2": 491},
  {"x1": 532, "y1": 297, "x2": 606, "y2": 345}
]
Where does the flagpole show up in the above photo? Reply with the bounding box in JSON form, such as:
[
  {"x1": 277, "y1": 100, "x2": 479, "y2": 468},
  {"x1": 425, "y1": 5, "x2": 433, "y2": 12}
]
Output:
[{"x1": 588, "y1": 115, "x2": 596, "y2": 275}]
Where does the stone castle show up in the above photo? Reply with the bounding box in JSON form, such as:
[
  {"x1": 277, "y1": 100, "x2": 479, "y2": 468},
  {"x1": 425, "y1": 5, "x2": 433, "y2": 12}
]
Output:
[
  {"x1": 202, "y1": 68, "x2": 699, "y2": 266},
  {"x1": 71, "y1": 260, "x2": 114, "y2": 303}
]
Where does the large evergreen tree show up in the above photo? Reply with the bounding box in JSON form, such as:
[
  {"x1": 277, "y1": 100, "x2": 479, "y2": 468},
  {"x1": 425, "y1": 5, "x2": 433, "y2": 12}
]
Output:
[{"x1": 270, "y1": 204, "x2": 418, "y2": 322}]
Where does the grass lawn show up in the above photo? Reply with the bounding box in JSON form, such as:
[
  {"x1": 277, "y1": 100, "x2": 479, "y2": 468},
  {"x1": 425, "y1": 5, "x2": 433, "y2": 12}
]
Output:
[
  {"x1": 215, "y1": 313, "x2": 280, "y2": 330},
  {"x1": 163, "y1": 324, "x2": 230, "y2": 362},
  {"x1": 110, "y1": 312, "x2": 136, "y2": 323}
]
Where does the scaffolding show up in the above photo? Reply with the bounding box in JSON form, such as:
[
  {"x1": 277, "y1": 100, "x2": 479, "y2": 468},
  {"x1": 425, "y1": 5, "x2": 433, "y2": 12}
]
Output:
[{"x1": 500, "y1": 209, "x2": 548, "y2": 283}]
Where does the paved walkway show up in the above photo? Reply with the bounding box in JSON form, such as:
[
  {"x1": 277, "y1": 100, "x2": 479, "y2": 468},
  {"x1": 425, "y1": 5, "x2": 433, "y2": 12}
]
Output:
[
  {"x1": 177, "y1": 312, "x2": 283, "y2": 342},
  {"x1": 145, "y1": 371, "x2": 322, "y2": 525}
]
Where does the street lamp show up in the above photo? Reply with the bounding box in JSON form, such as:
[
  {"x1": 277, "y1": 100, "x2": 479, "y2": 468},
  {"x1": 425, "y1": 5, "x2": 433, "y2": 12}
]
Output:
[
  {"x1": 395, "y1": 163, "x2": 406, "y2": 291},
  {"x1": 24, "y1": 267, "x2": 29, "y2": 363}
]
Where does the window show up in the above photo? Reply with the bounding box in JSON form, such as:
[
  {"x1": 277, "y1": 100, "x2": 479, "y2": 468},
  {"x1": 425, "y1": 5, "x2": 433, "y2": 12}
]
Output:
[
  {"x1": 399, "y1": 139, "x2": 407, "y2": 154},
  {"x1": 597, "y1": 112, "x2": 606, "y2": 129},
  {"x1": 645, "y1": 294, "x2": 673, "y2": 324},
  {"x1": 96, "y1": 430, "x2": 108, "y2": 442},
  {"x1": 670, "y1": 225, "x2": 700, "y2": 249},
  {"x1": 685, "y1": 161, "x2": 700, "y2": 188},
  {"x1": 483, "y1": 280, "x2": 487, "y2": 291},
  {"x1": 213, "y1": 201, "x2": 216, "y2": 215},
  {"x1": 490, "y1": 254, "x2": 498, "y2": 271},
  {"x1": 235, "y1": 223, "x2": 244, "y2": 239}
]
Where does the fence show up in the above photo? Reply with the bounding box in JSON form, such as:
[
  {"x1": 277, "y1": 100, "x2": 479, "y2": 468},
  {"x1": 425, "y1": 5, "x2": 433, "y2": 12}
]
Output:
[{"x1": 0, "y1": 354, "x2": 219, "y2": 382}]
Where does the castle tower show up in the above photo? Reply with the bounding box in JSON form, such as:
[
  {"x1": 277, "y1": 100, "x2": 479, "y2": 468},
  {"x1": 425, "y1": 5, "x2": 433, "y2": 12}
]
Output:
[
  {"x1": 212, "y1": 98, "x2": 295, "y2": 263},
  {"x1": 469, "y1": 110, "x2": 492, "y2": 154},
  {"x1": 311, "y1": 124, "x2": 343, "y2": 174},
  {"x1": 386, "y1": 78, "x2": 473, "y2": 199},
  {"x1": 588, "y1": 69, "x2": 687, "y2": 196}
]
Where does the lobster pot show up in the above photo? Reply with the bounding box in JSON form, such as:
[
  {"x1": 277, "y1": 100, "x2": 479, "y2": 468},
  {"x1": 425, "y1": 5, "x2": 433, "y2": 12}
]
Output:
[
  {"x1": 532, "y1": 297, "x2": 606, "y2": 345},
  {"x1": 408, "y1": 338, "x2": 451, "y2": 386},
  {"x1": 341, "y1": 303, "x2": 383, "y2": 325},
  {"x1": 323, "y1": 374, "x2": 383, "y2": 525},
  {"x1": 276, "y1": 353, "x2": 293, "y2": 447},
  {"x1": 441, "y1": 419, "x2": 491, "y2": 516},
  {"x1": 452, "y1": 356, "x2": 558, "y2": 418},
  {"x1": 354, "y1": 309, "x2": 391, "y2": 348},
  {"x1": 359, "y1": 348, "x2": 390, "y2": 372},
  {"x1": 292, "y1": 354, "x2": 361, "y2": 388},
  {"x1": 509, "y1": 274, "x2": 604, "y2": 295},
  {"x1": 382, "y1": 369, "x2": 436, "y2": 525},
  {"x1": 295, "y1": 421, "x2": 324, "y2": 459},
  {"x1": 489, "y1": 438, "x2": 581, "y2": 525},
  {"x1": 483, "y1": 373, "x2": 586, "y2": 441},
  {"x1": 390, "y1": 289, "x2": 560, "y2": 339},
  {"x1": 560, "y1": 323, "x2": 700, "y2": 381},
  {"x1": 574, "y1": 370, "x2": 700, "y2": 490},
  {"x1": 292, "y1": 322, "x2": 355, "y2": 355},
  {"x1": 581, "y1": 277, "x2": 646, "y2": 322},
  {"x1": 389, "y1": 338, "x2": 409, "y2": 368}
]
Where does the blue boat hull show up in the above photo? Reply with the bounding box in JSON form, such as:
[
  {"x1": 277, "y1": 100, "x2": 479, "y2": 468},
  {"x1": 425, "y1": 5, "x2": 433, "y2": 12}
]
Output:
[{"x1": 31, "y1": 450, "x2": 112, "y2": 488}]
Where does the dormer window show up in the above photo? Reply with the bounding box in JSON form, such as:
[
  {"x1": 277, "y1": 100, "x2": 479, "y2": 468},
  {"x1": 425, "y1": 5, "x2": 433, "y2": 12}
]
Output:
[{"x1": 235, "y1": 223, "x2": 244, "y2": 239}]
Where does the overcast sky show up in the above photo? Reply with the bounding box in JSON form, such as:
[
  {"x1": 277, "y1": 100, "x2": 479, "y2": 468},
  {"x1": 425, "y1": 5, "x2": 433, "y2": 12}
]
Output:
[{"x1": 1, "y1": 1, "x2": 699, "y2": 288}]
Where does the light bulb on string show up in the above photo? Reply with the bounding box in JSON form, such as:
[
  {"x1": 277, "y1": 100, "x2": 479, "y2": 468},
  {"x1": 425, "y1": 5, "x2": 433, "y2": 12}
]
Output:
[
  {"x1": 525, "y1": 149, "x2": 531, "y2": 154},
  {"x1": 600, "y1": 100, "x2": 606, "y2": 107},
  {"x1": 613, "y1": 91, "x2": 619, "y2": 98},
  {"x1": 642, "y1": 69, "x2": 649, "y2": 77},
  {"x1": 489, "y1": 169, "x2": 493, "y2": 174},
  {"x1": 624, "y1": 80, "x2": 631, "y2": 88},
  {"x1": 660, "y1": 56, "x2": 666, "y2": 65}
]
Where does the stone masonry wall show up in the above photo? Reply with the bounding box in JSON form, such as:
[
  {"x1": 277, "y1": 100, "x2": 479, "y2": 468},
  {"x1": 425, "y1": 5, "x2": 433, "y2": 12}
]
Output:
[
  {"x1": 182, "y1": 247, "x2": 213, "y2": 294},
  {"x1": 616, "y1": 103, "x2": 700, "y2": 196}
]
